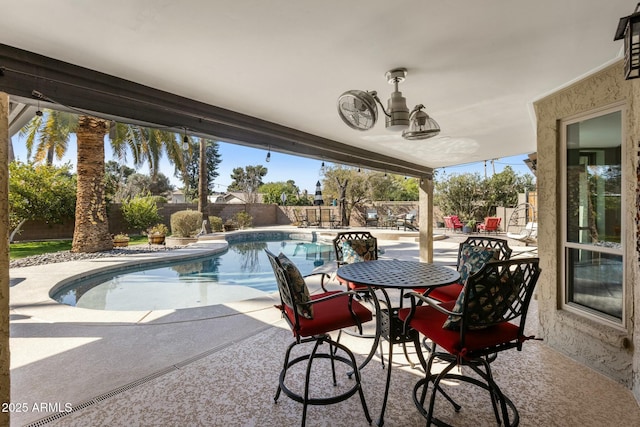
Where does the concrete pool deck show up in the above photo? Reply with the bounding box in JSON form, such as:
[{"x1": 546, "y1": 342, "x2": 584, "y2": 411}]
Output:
[{"x1": 8, "y1": 227, "x2": 535, "y2": 426}]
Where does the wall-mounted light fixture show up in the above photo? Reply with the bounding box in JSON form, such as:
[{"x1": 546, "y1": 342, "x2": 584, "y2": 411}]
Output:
[{"x1": 614, "y1": 3, "x2": 640, "y2": 80}]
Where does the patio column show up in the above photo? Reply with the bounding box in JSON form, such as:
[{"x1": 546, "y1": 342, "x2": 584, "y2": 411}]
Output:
[
  {"x1": 0, "y1": 92, "x2": 10, "y2": 426},
  {"x1": 418, "y1": 176, "x2": 433, "y2": 263}
]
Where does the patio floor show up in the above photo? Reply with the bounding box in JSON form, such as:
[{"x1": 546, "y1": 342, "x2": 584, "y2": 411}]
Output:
[{"x1": 9, "y1": 228, "x2": 640, "y2": 426}]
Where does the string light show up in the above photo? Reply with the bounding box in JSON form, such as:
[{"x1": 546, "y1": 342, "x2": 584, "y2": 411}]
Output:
[
  {"x1": 182, "y1": 131, "x2": 189, "y2": 150},
  {"x1": 266, "y1": 146, "x2": 271, "y2": 162}
]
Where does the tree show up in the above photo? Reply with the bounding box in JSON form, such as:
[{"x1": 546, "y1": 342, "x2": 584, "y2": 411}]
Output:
[
  {"x1": 8, "y1": 161, "x2": 76, "y2": 241},
  {"x1": 104, "y1": 161, "x2": 136, "y2": 204},
  {"x1": 321, "y1": 166, "x2": 368, "y2": 226},
  {"x1": 228, "y1": 165, "x2": 267, "y2": 203},
  {"x1": 114, "y1": 172, "x2": 173, "y2": 202},
  {"x1": 259, "y1": 180, "x2": 302, "y2": 205},
  {"x1": 71, "y1": 116, "x2": 112, "y2": 253},
  {"x1": 435, "y1": 167, "x2": 537, "y2": 222},
  {"x1": 434, "y1": 172, "x2": 485, "y2": 222},
  {"x1": 20, "y1": 110, "x2": 76, "y2": 165},
  {"x1": 19, "y1": 108, "x2": 187, "y2": 252},
  {"x1": 178, "y1": 138, "x2": 221, "y2": 202}
]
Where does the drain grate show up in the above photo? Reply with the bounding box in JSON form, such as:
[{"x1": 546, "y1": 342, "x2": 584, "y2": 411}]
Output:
[{"x1": 24, "y1": 325, "x2": 274, "y2": 426}]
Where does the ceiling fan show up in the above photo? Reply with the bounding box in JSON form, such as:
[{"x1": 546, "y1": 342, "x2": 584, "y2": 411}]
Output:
[{"x1": 337, "y1": 68, "x2": 440, "y2": 140}]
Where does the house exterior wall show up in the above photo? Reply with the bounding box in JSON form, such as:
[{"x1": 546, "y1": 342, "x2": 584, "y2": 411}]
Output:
[{"x1": 534, "y1": 60, "x2": 639, "y2": 399}]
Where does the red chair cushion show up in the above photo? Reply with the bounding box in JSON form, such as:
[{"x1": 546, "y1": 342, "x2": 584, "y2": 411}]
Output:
[
  {"x1": 284, "y1": 291, "x2": 372, "y2": 337},
  {"x1": 414, "y1": 283, "x2": 463, "y2": 302},
  {"x1": 397, "y1": 301, "x2": 520, "y2": 359}
]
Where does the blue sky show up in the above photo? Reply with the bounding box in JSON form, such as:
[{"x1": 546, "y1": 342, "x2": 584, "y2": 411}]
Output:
[{"x1": 10, "y1": 134, "x2": 533, "y2": 195}]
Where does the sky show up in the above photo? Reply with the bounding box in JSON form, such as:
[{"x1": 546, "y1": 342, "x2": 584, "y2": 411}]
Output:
[{"x1": 10, "y1": 134, "x2": 534, "y2": 195}]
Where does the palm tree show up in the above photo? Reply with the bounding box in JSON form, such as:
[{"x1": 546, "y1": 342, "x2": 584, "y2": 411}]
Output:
[
  {"x1": 20, "y1": 110, "x2": 76, "y2": 165},
  {"x1": 72, "y1": 116, "x2": 111, "y2": 252},
  {"x1": 19, "y1": 108, "x2": 188, "y2": 252}
]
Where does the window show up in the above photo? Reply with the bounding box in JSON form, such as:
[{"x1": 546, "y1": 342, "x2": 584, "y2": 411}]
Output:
[{"x1": 561, "y1": 106, "x2": 624, "y2": 324}]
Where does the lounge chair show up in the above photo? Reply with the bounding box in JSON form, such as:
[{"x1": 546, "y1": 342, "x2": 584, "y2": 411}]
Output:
[
  {"x1": 507, "y1": 221, "x2": 537, "y2": 245},
  {"x1": 397, "y1": 210, "x2": 418, "y2": 231}
]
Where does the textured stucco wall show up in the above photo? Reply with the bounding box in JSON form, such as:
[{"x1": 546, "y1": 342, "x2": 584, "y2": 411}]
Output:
[{"x1": 534, "y1": 61, "x2": 638, "y2": 397}]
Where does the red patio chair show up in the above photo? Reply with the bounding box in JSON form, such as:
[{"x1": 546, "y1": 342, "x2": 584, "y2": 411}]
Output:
[
  {"x1": 443, "y1": 215, "x2": 463, "y2": 232},
  {"x1": 265, "y1": 249, "x2": 372, "y2": 427},
  {"x1": 477, "y1": 216, "x2": 501, "y2": 234},
  {"x1": 416, "y1": 236, "x2": 512, "y2": 303},
  {"x1": 399, "y1": 258, "x2": 541, "y2": 427}
]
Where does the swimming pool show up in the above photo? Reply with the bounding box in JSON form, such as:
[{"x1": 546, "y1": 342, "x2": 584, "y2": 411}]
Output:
[{"x1": 52, "y1": 238, "x2": 335, "y2": 311}]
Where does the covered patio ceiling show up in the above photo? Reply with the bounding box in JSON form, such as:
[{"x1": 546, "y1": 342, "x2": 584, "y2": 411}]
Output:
[{"x1": 0, "y1": 1, "x2": 631, "y2": 177}]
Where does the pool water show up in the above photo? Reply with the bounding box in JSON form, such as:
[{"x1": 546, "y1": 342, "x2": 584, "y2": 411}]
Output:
[{"x1": 52, "y1": 239, "x2": 335, "y2": 311}]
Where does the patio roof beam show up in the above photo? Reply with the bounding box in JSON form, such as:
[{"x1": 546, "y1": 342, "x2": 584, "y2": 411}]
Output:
[{"x1": 0, "y1": 44, "x2": 432, "y2": 179}]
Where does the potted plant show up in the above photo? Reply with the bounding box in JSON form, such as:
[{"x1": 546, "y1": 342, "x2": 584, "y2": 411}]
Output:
[
  {"x1": 112, "y1": 233, "x2": 130, "y2": 247},
  {"x1": 463, "y1": 219, "x2": 476, "y2": 234},
  {"x1": 147, "y1": 223, "x2": 168, "y2": 245},
  {"x1": 223, "y1": 218, "x2": 237, "y2": 232}
]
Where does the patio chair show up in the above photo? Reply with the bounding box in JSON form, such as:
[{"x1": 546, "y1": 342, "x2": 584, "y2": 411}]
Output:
[
  {"x1": 416, "y1": 236, "x2": 513, "y2": 303},
  {"x1": 319, "y1": 208, "x2": 335, "y2": 228},
  {"x1": 333, "y1": 231, "x2": 378, "y2": 290},
  {"x1": 332, "y1": 231, "x2": 386, "y2": 366},
  {"x1": 264, "y1": 249, "x2": 372, "y2": 427},
  {"x1": 292, "y1": 209, "x2": 308, "y2": 228},
  {"x1": 399, "y1": 258, "x2": 541, "y2": 427},
  {"x1": 444, "y1": 215, "x2": 463, "y2": 232},
  {"x1": 305, "y1": 208, "x2": 320, "y2": 227},
  {"x1": 477, "y1": 216, "x2": 501, "y2": 234},
  {"x1": 365, "y1": 208, "x2": 379, "y2": 227},
  {"x1": 397, "y1": 210, "x2": 418, "y2": 231}
]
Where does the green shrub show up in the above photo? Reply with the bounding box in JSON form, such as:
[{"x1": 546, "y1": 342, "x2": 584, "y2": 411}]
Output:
[
  {"x1": 208, "y1": 216, "x2": 224, "y2": 232},
  {"x1": 170, "y1": 210, "x2": 203, "y2": 237},
  {"x1": 234, "y1": 212, "x2": 253, "y2": 229},
  {"x1": 121, "y1": 194, "x2": 161, "y2": 233}
]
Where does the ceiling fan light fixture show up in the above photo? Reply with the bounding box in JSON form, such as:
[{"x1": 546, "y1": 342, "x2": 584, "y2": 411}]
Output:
[
  {"x1": 385, "y1": 89, "x2": 410, "y2": 131},
  {"x1": 384, "y1": 68, "x2": 410, "y2": 131},
  {"x1": 337, "y1": 67, "x2": 440, "y2": 138},
  {"x1": 337, "y1": 90, "x2": 378, "y2": 131},
  {"x1": 402, "y1": 104, "x2": 440, "y2": 140}
]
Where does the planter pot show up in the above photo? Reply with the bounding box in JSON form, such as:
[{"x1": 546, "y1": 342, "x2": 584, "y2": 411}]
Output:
[
  {"x1": 462, "y1": 226, "x2": 474, "y2": 233},
  {"x1": 148, "y1": 234, "x2": 166, "y2": 245},
  {"x1": 113, "y1": 239, "x2": 129, "y2": 247},
  {"x1": 165, "y1": 236, "x2": 198, "y2": 246}
]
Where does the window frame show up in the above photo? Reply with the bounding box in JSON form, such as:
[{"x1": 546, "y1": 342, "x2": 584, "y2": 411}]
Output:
[{"x1": 559, "y1": 102, "x2": 626, "y2": 328}]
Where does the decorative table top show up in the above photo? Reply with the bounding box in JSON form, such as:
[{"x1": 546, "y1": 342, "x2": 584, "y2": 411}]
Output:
[{"x1": 337, "y1": 259, "x2": 460, "y2": 290}]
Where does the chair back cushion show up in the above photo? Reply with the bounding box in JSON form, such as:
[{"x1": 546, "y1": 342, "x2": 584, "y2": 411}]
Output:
[
  {"x1": 457, "y1": 243, "x2": 497, "y2": 283},
  {"x1": 340, "y1": 238, "x2": 377, "y2": 264},
  {"x1": 277, "y1": 253, "x2": 314, "y2": 319},
  {"x1": 443, "y1": 269, "x2": 519, "y2": 330}
]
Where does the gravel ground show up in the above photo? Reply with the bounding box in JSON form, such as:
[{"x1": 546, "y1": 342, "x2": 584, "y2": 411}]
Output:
[{"x1": 9, "y1": 245, "x2": 186, "y2": 269}]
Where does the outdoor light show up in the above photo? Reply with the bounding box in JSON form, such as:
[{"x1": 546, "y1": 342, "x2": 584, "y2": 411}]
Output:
[
  {"x1": 402, "y1": 104, "x2": 440, "y2": 140},
  {"x1": 266, "y1": 147, "x2": 271, "y2": 162},
  {"x1": 182, "y1": 134, "x2": 189, "y2": 150},
  {"x1": 337, "y1": 68, "x2": 440, "y2": 140},
  {"x1": 614, "y1": 3, "x2": 640, "y2": 80}
]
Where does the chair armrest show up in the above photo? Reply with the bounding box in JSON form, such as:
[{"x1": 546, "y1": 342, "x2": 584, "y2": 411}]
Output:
[
  {"x1": 305, "y1": 289, "x2": 365, "y2": 305},
  {"x1": 404, "y1": 291, "x2": 461, "y2": 317}
]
